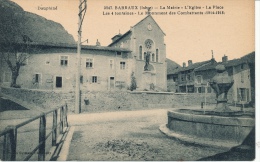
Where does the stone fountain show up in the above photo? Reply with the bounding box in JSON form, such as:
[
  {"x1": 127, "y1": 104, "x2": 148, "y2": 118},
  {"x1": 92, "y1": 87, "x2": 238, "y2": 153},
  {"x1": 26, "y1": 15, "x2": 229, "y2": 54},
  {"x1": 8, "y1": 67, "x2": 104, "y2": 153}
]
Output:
[
  {"x1": 209, "y1": 64, "x2": 234, "y2": 114},
  {"x1": 159, "y1": 64, "x2": 254, "y2": 149}
]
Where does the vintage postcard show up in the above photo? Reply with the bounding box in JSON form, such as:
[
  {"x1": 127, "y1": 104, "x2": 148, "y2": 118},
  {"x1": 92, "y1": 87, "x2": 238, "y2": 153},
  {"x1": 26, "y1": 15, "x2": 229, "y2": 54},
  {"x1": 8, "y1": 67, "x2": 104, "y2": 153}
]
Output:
[{"x1": 0, "y1": 0, "x2": 257, "y2": 161}]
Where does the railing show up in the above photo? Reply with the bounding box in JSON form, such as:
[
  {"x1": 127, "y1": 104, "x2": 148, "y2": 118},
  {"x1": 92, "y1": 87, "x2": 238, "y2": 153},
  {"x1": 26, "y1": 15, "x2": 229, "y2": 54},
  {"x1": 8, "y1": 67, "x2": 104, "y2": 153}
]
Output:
[{"x1": 0, "y1": 104, "x2": 68, "y2": 161}]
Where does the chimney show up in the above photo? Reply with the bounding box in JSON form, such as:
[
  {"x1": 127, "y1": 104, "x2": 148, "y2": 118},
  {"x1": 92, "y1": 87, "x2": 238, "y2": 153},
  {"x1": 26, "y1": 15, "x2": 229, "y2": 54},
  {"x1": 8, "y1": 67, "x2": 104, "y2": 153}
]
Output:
[
  {"x1": 96, "y1": 39, "x2": 101, "y2": 46},
  {"x1": 111, "y1": 33, "x2": 122, "y2": 42},
  {"x1": 222, "y1": 55, "x2": 228, "y2": 62},
  {"x1": 188, "y1": 60, "x2": 192, "y2": 66},
  {"x1": 183, "y1": 62, "x2": 186, "y2": 68}
]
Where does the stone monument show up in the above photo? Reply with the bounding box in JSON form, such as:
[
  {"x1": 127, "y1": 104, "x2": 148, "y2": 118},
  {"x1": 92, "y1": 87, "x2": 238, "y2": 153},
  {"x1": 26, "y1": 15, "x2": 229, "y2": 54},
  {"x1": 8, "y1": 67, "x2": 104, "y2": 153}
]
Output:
[{"x1": 144, "y1": 52, "x2": 150, "y2": 71}]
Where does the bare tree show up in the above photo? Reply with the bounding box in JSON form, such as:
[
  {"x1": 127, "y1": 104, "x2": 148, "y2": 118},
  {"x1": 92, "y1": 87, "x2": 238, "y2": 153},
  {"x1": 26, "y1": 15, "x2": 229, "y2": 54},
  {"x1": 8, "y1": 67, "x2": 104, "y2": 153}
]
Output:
[{"x1": 0, "y1": 4, "x2": 35, "y2": 87}]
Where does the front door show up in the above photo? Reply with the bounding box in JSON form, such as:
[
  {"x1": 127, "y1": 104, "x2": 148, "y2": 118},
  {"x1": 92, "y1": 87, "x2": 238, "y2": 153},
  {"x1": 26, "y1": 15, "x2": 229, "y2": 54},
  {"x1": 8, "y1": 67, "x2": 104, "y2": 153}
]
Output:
[{"x1": 110, "y1": 77, "x2": 114, "y2": 89}]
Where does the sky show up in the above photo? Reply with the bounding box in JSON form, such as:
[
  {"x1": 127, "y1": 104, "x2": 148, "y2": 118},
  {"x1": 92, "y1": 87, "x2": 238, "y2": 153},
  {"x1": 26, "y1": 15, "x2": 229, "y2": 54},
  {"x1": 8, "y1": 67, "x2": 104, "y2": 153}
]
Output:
[{"x1": 11, "y1": 0, "x2": 255, "y2": 65}]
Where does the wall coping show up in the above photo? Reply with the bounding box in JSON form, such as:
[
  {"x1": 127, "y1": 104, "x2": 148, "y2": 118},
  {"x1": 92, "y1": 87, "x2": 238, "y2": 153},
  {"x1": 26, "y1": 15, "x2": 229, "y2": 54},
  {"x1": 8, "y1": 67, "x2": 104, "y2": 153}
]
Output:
[
  {"x1": 129, "y1": 91, "x2": 174, "y2": 95},
  {"x1": 1, "y1": 86, "x2": 74, "y2": 93}
]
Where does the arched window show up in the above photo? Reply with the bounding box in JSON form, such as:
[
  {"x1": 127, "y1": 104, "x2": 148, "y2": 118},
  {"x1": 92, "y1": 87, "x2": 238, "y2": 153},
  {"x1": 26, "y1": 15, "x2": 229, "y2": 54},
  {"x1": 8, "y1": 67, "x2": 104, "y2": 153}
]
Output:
[
  {"x1": 156, "y1": 49, "x2": 159, "y2": 62},
  {"x1": 144, "y1": 52, "x2": 146, "y2": 60},
  {"x1": 139, "y1": 46, "x2": 142, "y2": 60},
  {"x1": 152, "y1": 53, "x2": 155, "y2": 62}
]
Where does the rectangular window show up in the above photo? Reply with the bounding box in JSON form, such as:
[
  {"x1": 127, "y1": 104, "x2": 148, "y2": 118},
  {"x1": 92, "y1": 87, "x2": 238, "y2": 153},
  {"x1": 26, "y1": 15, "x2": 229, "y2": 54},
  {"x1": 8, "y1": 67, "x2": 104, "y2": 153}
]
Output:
[
  {"x1": 117, "y1": 52, "x2": 122, "y2": 56},
  {"x1": 56, "y1": 76, "x2": 62, "y2": 88},
  {"x1": 240, "y1": 88, "x2": 246, "y2": 101},
  {"x1": 238, "y1": 88, "x2": 249, "y2": 102},
  {"x1": 197, "y1": 87, "x2": 202, "y2": 93},
  {"x1": 34, "y1": 74, "x2": 41, "y2": 83},
  {"x1": 187, "y1": 74, "x2": 191, "y2": 81},
  {"x1": 120, "y1": 61, "x2": 126, "y2": 69},
  {"x1": 181, "y1": 74, "x2": 185, "y2": 81},
  {"x1": 156, "y1": 49, "x2": 159, "y2": 62},
  {"x1": 92, "y1": 76, "x2": 97, "y2": 83},
  {"x1": 109, "y1": 59, "x2": 114, "y2": 69},
  {"x1": 139, "y1": 46, "x2": 142, "y2": 60},
  {"x1": 196, "y1": 76, "x2": 202, "y2": 84},
  {"x1": 86, "y1": 58, "x2": 93, "y2": 68},
  {"x1": 60, "y1": 56, "x2": 68, "y2": 66}
]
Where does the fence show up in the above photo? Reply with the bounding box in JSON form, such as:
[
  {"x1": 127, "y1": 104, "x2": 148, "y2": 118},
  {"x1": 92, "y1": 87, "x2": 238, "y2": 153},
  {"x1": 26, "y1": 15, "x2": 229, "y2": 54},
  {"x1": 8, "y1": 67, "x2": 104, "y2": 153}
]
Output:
[{"x1": 0, "y1": 104, "x2": 68, "y2": 161}]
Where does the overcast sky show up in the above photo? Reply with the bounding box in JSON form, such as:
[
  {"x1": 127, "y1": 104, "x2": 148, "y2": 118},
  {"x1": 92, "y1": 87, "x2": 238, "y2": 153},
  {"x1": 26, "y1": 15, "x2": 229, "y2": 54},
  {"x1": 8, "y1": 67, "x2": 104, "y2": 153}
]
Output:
[{"x1": 11, "y1": 0, "x2": 255, "y2": 65}]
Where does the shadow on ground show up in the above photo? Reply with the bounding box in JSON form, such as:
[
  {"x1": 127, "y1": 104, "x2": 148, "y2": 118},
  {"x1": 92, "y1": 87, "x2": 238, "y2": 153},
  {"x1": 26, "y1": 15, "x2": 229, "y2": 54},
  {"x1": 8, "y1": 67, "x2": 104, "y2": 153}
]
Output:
[
  {"x1": 0, "y1": 97, "x2": 29, "y2": 112},
  {"x1": 198, "y1": 127, "x2": 255, "y2": 161}
]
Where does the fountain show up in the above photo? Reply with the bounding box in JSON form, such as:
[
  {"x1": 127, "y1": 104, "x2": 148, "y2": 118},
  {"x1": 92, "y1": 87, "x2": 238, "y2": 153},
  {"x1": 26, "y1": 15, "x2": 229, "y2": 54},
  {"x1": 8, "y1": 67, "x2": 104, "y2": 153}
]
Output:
[{"x1": 159, "y1": 64, "x2": 255, "y2": 149}]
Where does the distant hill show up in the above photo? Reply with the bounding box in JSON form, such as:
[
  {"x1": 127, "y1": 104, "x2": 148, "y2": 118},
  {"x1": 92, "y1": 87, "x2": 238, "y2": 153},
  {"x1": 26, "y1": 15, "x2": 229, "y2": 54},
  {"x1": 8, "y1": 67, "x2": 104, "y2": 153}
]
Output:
[
  {"x1": 0, "y1": 0, "x2": 75, "y2": 44},
  {"x1": 166, "y1": 58, "x2": 181, "y2": 74}
]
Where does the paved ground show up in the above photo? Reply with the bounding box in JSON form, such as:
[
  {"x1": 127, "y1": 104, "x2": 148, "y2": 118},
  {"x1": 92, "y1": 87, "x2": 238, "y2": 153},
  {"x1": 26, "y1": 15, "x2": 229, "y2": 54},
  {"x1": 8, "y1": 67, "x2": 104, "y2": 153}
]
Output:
[
  {"x1": 66, "y1": 109, "x2": 225, "y2": 161},
  {"x1": 0, "y1": 95, "x2": 256, "y2": 161}
]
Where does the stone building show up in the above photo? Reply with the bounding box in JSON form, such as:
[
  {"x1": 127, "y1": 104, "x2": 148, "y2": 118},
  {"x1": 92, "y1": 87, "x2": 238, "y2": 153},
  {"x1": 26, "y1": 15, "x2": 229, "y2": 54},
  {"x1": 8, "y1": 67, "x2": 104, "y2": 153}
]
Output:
[
  {"x1": 167, "y1": 57, "x2": 217, "y2": 93},
  {"x1": 167, "y1": 52, "x2": 255, "y2": 105},
  {"x1": 0, "y1": 15, "x2": 167, "y2": 91},
  {"x1": 108, "y1": 15, "x2": 167, "y2": 91}
]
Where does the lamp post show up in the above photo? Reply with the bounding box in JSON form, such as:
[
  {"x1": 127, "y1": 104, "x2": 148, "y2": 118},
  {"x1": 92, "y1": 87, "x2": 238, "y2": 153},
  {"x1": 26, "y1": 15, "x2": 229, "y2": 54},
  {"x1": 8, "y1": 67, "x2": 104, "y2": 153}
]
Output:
[{"x1": 75, "y1": 0, "x2": 87, "y2": 114}]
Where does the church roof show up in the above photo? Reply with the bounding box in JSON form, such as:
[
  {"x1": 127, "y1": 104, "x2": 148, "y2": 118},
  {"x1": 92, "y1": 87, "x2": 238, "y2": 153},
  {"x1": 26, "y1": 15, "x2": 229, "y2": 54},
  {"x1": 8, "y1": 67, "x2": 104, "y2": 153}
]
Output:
[
  {"x1": 108, "y1": 30, "x2": 132, "y2": 47},
  {"x1": 108, "y1": 15, "x2": 165, "y2": 47},
  {"x1": 132, "y1": 15, "x2": 166, "y2": 35}
]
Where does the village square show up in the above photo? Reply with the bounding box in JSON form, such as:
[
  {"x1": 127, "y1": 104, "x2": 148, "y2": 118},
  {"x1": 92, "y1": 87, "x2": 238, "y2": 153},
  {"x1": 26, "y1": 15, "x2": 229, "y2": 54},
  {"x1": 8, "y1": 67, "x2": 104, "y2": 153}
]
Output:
[{"x1": 0, "y1": 0, "x2": 256, "y2": 161}]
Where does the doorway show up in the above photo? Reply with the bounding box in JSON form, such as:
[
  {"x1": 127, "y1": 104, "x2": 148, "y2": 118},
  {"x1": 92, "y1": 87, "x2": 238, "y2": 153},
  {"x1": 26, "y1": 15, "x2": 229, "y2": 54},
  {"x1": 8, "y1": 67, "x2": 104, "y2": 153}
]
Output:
[
  {"x1": 110, "y1": 77, "x2": 114, "y2": 89},
  {"x1": 56, "y1": 76, "x2": 62, "y2": 88}
]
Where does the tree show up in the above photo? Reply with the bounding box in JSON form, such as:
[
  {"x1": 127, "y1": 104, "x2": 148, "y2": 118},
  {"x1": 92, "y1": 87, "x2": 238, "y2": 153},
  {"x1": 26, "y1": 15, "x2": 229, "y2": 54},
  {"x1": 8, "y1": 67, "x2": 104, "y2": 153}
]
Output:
[
  {"x1": 130, "y1": 72, "x2": 137, "y2": 91},
  {"x1": 0, "y1": 3, "x2": 34, "y2": 88}
]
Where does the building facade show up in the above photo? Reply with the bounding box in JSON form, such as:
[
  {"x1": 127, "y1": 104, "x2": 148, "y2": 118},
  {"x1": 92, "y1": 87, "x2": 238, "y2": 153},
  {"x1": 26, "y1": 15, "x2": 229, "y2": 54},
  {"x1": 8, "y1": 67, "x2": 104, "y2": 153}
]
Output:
[
  {"x1": 167, "y1": 52, "x2": 255, "y2": 105},
  {"x1": 109, "y1": 15, "x2": 167, "y2": 91},
  {"x1": 0, "y1": 15, "x2": 167, "y2": 91}
]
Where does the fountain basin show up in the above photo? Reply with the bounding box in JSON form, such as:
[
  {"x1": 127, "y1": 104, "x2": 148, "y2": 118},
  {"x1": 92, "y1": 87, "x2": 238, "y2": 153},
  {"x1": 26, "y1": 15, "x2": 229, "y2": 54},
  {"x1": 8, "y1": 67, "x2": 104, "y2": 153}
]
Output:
[{"x1": 159, "y1": 109, "x2": 255, "y2": 149}]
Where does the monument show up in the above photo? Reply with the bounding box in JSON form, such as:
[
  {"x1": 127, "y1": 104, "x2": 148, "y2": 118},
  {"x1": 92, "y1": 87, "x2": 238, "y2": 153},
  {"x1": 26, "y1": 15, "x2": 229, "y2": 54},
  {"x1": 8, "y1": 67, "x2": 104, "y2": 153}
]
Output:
[
  {"x1": 142, "y1": 40, "x2": 155, "y2": 90},
  {"x1": 144, "y1": 52, "x2": 150, "y2": 71}
]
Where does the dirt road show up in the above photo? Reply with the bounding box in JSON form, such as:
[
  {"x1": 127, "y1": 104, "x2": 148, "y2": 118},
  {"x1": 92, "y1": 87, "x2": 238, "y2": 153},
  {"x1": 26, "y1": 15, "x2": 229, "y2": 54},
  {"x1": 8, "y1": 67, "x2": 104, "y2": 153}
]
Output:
[{"x1": 67, "y1": 109, "x2": 224, "y2": 161}]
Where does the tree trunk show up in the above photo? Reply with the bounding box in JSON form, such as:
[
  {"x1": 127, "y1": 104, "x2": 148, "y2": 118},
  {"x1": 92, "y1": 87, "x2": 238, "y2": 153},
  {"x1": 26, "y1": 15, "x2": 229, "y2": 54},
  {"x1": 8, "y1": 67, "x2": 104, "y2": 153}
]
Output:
[{"x1": 10, "y1": 66, "x2": 20, "y2": 88}]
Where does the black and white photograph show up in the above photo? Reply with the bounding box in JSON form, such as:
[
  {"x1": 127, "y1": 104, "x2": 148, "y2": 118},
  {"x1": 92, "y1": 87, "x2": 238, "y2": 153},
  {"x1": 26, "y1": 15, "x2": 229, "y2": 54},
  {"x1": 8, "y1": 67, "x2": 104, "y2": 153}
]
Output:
[{"x1": 0, "y1": 0, "x2": 258, "y2": 161}]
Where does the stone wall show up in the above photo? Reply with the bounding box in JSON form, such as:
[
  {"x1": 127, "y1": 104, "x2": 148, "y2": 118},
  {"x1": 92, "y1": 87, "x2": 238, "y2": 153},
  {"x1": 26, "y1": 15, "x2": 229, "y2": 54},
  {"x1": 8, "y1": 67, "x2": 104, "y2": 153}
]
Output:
[
  {"x1": 0, "y1": 87, "x2": 73, "y2": 110},
  {"x1": 81, "y1": 91, "x2": 216, "y2": 112},
  {"x1": 1, "y1": 87, "x2": 216, "y2": 113}
]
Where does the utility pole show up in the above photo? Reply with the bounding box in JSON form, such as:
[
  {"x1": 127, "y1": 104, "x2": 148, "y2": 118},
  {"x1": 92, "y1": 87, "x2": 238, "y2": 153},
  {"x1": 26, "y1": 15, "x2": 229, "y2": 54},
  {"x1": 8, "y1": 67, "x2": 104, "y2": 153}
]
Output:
[{"x1": 75, "y1": 0, "x2": 87, "y2": 114}]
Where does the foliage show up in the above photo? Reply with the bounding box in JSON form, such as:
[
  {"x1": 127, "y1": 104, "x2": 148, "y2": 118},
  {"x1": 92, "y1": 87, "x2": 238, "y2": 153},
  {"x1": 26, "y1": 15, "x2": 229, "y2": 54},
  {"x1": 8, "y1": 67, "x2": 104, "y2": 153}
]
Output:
[
  {"x1": 130, "y1": 72, "x2": 137, "y2": 91},
  {"x1": 0, "y1": 5, "x2": 34, "y2": 88}
]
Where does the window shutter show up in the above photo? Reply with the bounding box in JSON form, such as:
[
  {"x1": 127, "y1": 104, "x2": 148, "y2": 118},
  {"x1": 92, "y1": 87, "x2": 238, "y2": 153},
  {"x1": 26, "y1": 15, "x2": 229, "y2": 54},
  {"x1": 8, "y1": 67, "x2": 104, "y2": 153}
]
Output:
[
  {"x1": 246, "y1": 88, "x2": 249, "y2": 102},
  {"x1": 97, "y1": 76, "x2": 101, "y2": 84},
  {"x1": 39, "y1": 74, "x2": 41, "y2": 84},
  {"x1": 237, "y1": 88, "x2": 240, "y2": 101},
  {"x1": 89, "y1": 76, "x2": 92, "y2": 83},
  {"x1": 32, "y1": 74, "x2": 36, "y2": 83}
]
